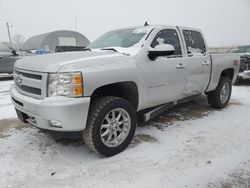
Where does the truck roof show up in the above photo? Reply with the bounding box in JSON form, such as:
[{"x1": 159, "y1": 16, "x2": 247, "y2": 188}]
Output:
[{"x1": 116, "y1": 24, "x2": 202, "y2": 33}]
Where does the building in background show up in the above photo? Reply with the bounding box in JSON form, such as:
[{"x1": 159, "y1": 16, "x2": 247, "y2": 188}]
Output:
[{"x1": 22, "y1": 30, "x2": 90, "y2": 52}]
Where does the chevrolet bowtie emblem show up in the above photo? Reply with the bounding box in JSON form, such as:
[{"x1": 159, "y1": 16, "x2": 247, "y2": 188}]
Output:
[{"x1": 16, "y1": 74, "x2": 23, "y2": 85}]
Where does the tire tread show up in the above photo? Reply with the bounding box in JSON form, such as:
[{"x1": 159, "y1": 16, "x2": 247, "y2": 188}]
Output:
[
  {"x1": 207, "y1": 76, "x2": 232, "y2": 109},
  {"x1": 83, "y1": 96, "x2": 136, "y2": 156}
]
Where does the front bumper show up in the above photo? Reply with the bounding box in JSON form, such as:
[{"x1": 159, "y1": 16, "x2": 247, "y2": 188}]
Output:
[
  {"x1": 239, "y1": 70, "x2": 250, "y2": 79},
  {"x1": 10, "y1": 85, "x2": 90, "y2": 132}
]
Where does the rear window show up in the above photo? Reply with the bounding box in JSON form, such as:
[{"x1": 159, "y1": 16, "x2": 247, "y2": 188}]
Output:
[{"x1": 183, "y1": 30, "x2": 206, "y2": 56}]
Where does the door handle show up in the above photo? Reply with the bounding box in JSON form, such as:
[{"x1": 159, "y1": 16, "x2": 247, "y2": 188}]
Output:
[
  {"x1": 202, "y1": 61, "x2": 210, "y2": 66},
  {"x1": 0, "y1": 56, "x2": 2, "y2": 59},
  {"x1": 176, "y1": 63, "x2": 186, "y2": 69}
]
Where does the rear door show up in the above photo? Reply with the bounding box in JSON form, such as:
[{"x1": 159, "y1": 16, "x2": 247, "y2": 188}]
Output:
[{"x1": 178, "y1": 27, "x2": 211, "y2": 95}]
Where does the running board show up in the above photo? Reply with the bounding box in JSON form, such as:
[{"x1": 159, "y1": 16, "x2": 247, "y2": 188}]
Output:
[
  {"x1": 142, "y1": 102, "x2": 174, "y2": 122},
  {"x1": 141, "y1": 94, "x2": 201, "y2": 122}
]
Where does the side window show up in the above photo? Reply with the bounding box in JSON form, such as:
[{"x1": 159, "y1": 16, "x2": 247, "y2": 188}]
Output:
[
  {"x1": 151, "y1": 29, "x2": 182, "y2": 56},
  {"x1": 183, "y1": 30, "x2": 206, "y2": 56}
]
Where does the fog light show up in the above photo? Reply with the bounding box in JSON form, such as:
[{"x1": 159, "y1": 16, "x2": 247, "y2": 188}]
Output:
[{"x1": 49, "y1": 120, "x2": 62, "y2": 128}]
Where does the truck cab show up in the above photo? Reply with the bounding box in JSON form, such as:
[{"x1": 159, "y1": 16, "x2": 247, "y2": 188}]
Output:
[{"x1": 136, "y1": 26, "x2": 212, "y2": 108}]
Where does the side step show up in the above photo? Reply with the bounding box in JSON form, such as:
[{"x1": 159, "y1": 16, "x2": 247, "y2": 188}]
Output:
[
  {"x1": 140, "y1": 94, "x2": 201, "y2": 122},
  {"x1": 141, "y1": 102, "x2": 174, "y2": 122}
]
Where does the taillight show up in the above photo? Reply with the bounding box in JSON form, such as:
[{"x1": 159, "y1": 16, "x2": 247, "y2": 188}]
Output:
[{"x1": 233, "y1": 60, "x2": 240, "y2": 66}]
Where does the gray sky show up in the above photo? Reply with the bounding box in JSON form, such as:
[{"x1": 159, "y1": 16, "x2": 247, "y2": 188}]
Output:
[{"x1": 0, "y1": 0, "x2": 250, "y2": 47}]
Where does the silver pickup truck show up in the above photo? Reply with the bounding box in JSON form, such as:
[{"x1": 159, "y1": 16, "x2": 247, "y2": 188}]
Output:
[{"x1": 11, "y1": 25, "x2": 240, "y2": 156}]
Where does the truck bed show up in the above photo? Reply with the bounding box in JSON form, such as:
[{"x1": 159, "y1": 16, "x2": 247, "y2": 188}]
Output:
[{"x1": 206, "y1": 53, "x2": 240, "y2": 92}]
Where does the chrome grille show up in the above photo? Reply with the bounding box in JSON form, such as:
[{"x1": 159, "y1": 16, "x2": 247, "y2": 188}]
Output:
[
  {"x1": 15, "y1": 69, "x2": 42, "y2": 80},
  {"x1": 13, "y1": 68, "x2": 48, "y2": 99},
  {"x1": 16, "y1": 84, "x2": 41, "y2": 95}
]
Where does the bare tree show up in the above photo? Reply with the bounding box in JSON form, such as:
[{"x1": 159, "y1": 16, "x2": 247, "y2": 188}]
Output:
[{"x1": 12, "y1": 34, "x2": 25, "y2": 50}]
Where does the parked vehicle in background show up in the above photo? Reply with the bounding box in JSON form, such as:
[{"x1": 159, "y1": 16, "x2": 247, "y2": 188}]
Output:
[
  {"x1": 228, "y1": 45, "x2": 250, "y2": 54},
  {"x1": 11, "y1": 25, "x2": 240, "y2": 156},
  {"x1": 0, "y1": 42, "x2": 21, "y2": 74},
  {"x1": 228, "y1": 45, "x2": 250, "y2": 84},
  {"x1": 22, "y1": 49, "x2": 53, "y2": 56},
  {"x1": 22, "y1": 46, "x2": 87, "y2": 57}
]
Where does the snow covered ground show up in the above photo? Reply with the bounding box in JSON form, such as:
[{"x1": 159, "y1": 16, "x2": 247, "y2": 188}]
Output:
[
  {"x1": 0, "y1": 79, "x2": 16, "y2": 119},
  {"x1": 0, "y1": 79, "x2": 250, "y2": 188}
]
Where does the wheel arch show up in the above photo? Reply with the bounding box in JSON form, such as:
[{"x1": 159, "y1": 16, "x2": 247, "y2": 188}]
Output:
[
  {"x1": 220, "y1": 68, "x2": 234, "y2": 81},
  {"x1": 90, "y1": 81, "x2": 139, "y2": 110},
  {"x1": 206, "y1": 68, "x2": 235, "y2": 93}
]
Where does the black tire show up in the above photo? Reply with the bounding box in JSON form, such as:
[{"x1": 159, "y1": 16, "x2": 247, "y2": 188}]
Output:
[
  {"x1": 83, "y1": 96, "x2": 137, "y2": 157},
  {"x1": 207, "y1": 76, "x2": 232, "y2": 109}
]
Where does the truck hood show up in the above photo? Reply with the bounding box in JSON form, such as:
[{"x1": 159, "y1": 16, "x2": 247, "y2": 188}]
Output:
[{"x1": 14, "y1": 51, "x2": 126, "y2": 72}]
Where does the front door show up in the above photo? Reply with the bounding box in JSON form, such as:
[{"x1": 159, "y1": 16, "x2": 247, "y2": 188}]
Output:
[{"x1": 141, "y1": 28, "x2": 188, "y2": 108}]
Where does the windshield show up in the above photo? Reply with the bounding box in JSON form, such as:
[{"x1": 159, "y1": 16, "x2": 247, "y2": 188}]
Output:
[{"x1": 88, "y1": 28, "x2": 148, "y2": 49}]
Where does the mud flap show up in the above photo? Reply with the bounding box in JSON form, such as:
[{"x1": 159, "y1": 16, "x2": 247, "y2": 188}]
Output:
[{"x1": 15, "y1": 108, "x2": 28, "y2": 123}]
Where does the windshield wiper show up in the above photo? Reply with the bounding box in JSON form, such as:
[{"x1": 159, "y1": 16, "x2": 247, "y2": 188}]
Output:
[
  {"x1": 100, "y1": 48, "x2": 118, "y2": 52},
  {"x1": 82, "y1": 48, "x2": 92, "y2": 52}
]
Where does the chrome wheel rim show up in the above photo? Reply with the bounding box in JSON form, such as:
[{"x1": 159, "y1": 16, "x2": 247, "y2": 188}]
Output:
[
  {"x1": 220, "y1": 82, "x2": 230, "y2": 104},
  {"x1": 100, "y1": 108, "x2": 131, "y2": 148}
]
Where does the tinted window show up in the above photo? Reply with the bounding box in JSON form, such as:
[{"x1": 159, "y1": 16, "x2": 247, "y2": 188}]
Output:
[
  {"x1": 183, "y1": 30, "x2": 206, "y2": 56},
  {"x1": 151, "y1": 29, "x2": 182, "y2": 56}
]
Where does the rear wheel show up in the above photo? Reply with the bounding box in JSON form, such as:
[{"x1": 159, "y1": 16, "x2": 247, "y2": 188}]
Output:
[
  {"x1": 207, "y1": 76, "x2": 232, "y2": 108},
  {"x1": 83, "y1": 96, "x2": 136, "y2": 157}
]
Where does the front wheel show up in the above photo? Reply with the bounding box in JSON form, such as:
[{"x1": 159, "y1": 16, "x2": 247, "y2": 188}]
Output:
[
  {"x1": 83, "y1": 97, "x2": 137, "y2": 157},
  {"x1": 207, "y1": 76, "x2": 232, "y2": 108}
]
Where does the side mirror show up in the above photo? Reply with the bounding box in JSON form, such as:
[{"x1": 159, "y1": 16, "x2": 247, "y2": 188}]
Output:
[{"x1": 148, "y1": 44, "x2": 175, "y2": 61}]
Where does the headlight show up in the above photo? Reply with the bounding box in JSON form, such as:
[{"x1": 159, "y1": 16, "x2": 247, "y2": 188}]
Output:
[{"x1": 48, "y1": 72, "x2": 83, "y2": 97}]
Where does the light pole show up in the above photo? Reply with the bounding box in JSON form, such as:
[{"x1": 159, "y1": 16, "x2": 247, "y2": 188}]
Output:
[{"x1": 6, "y1": 22, "x2": 13, "y2": 46}]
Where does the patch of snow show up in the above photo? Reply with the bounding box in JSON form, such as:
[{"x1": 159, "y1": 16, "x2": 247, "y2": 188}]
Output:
[
  {"x1": 188, "y1": 46, "x2": 205, "y2": 56},
  {"x1": 0, "y1": 80, "x2": 16, "y2": 119},
  {"x1": 0, "y1": 80, "x2": 250, "y2": 187},
  {"x1": 132, "y1": 28, "x2": 149, "y2": 34}
]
